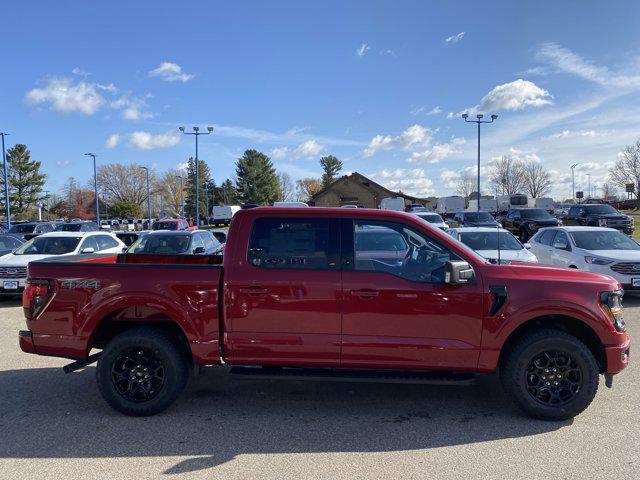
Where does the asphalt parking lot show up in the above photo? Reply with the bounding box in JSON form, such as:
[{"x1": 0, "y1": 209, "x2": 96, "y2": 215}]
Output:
[{"x1": 0, "y1": 298, "x2": 637, "y2": 480}]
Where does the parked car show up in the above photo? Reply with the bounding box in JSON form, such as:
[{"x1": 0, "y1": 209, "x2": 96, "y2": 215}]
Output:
[
  {"x1": 7, "y1": 222, "x2": 55, "y2": 240},
  {"x1": 563, "y1": 204, "x2": 634, "y2": 236},
  {"x1": 208, "y1": 228, "x2": 228, "y2": 245},
  {"x1": 114, "y1": 230, "x2": 150, "y2": 247},
  {"x1": 529, "y1": 226, "x2": 640, "y2": 291},
  {"x1": 55, "y1": 221, "x2": 101, "y2": 232},
  {"x1": 151, "y1": 218, "x2": 197, "y2": 231},
  {"x1": 451, "y1": 211, "x2": 499, "y2": 228},
  {"x1": 0, "y1": 234, "x2": 25, "y2": 256},
  {"x1": 20, "y1": 207, "x2": 630, "y2": 420},
  {"x1": 554, "y1": 204, "x2": 573, "y2": 216},
  {"x1": 411, "y1": 211, "x2": 449, "y2": 231},
  {"x1": 126, "y1": 230, "x2": 222, "y2": 255},
  {"x1": 448, "y1": 227, "x2": 538, "y2": 263},
  {"x1": 0, "y1": 231, "x2": 125, "y2": 295},
  {"x1": 501, "y1": 208, "x2": 561, "y2": 242}
]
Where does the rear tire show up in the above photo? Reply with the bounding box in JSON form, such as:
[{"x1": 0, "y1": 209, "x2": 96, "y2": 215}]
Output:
[
  {"x1": 96, "y1": 327, "x2": 189, "y2": 416},
  {"x1": 501, "y1": 329, "x2": 599, "y2": 421}
]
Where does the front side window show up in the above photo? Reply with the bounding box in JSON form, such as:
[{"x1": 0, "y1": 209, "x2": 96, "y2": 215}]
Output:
[
  {"x1": 570, "y1": 230, "x2": 640, "y2": 251},
  {"x1": 128, "y1": 234, "x2": 191, "y2": 254},
  {"x1": 353, "y1": 221, "x2": 462, "y2": 283},
  {"x1": 538, "y1": 229, "x2": 557, "y2": 246},
  {"x1": 81, "y1": 236, "x2": 99, "y2": 251},
  {"x1": 248, "y1": 218, "x2": 337, "y2": 270},
  {"x1": 96, "y1": 235, "x2": 120, "y2": 250},
  {"x1": 459, "y1": 231, "x2": 522, "y2": 251},
  {"x1": 520, "y1": 209, "x2": 552, "y2": 220}
]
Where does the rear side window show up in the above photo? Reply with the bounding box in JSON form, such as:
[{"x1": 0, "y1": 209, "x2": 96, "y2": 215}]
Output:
[
  {"x1": 248, "y1": 218, "x2": 338, "y2": 270},
  {"x1": 96, "y1": 235, "x2": 120, "y2": 250}
]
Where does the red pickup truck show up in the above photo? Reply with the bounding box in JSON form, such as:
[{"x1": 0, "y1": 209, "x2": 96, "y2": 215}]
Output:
[{"x1": 19, "y1": 207, "x2": 630, "y2": 420}]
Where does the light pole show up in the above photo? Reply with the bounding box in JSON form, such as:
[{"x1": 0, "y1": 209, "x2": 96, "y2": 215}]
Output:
[
  {"x1": 204, "y1": 181, "x2": 210, "y2": 222},
  {"x1": 587, "y1": 173, "x2": 592, "y2": 200},
  {"x1": 84, "y1": 153, "x2": 99, "y2": 223},
  {"x1": 140, "y1": 166, "x2": 151, "y2": 228},
  {"x1": 570, "y1": 163, "x2": 578, "y2": 203},
  {"x1": 462, "y1": 113, "x2": 498, "y2": 211},
  {"x1": 1, "y1": 132, "x2": 11, "y2": 228},
  {"x1": 179, "y1": 126, "x2": 213, "y2": 225},
  {"x1": 179, "y1": 175, "x2": 185, "y2": 217}
]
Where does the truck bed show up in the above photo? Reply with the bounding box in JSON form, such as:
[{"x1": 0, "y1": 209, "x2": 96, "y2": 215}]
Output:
[{"x1": 24, "y1": 255, "x2": 223, "y2": 365}]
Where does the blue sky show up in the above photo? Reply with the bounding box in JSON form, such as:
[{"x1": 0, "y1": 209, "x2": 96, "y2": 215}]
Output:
[{"x1": 3, "y1": 0, "x2": 640, "y2": 200}]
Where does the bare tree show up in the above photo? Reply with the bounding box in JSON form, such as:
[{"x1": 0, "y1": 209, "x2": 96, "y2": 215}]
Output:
[
  {"x1": 455, "y1": 171, "x2": 475, "y2": 199},
  {"x1": 609, "y1": 140, "x2": 640, "y2": 206},
  {"x1": 96, "y1": 163, "x2": 157, "y2": 206},
  {"x1": 157, "y1": 169, "x2": 185, "y2": 216},
  {"x1": 277, "y1": 172, "x2": 295, "y2": 202},
  {"x1": 601, "y1": 181, "x2": 618, "y2": 200},
  {"x1": 489, "y1": 155, "x2": 526, "y2": 195},
  {"x1": 522, "y1": 161, "x2": 552, "y2": 198},
  {"x1": 295, "y1": 178, "x2": 323, "y2": 202}
]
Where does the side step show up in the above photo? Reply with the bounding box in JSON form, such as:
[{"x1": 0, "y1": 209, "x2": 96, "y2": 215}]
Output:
[{"x1": 229, "y1": 366, "x2": 476, "y2": 385}]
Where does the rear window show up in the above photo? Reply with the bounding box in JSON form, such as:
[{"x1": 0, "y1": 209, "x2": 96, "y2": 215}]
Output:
[
  {"x1": 152, "y1": 221, "x2": 178, "y2": 231},
  {"x1": 248, "y1": 218, "x2": 337, "y2": 270},
  {"x1": 9, "y1": 224, "x2": 36, "y2": 233},
  {"x1": 56, "y1": 223, "x2": 83, "y2": 232}
]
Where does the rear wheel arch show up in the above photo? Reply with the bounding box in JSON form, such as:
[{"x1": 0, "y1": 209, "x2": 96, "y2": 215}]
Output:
[{"x1": 498, "y1": 314, "x2": 606, "y2": 373}]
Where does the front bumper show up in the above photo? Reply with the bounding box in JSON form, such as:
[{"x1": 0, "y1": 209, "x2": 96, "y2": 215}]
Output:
[{"x1": 605, "y1": 334, "x2": 630, "y2": 374}]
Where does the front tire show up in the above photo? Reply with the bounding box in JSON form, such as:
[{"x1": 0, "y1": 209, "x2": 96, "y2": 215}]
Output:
[
  {"x1": 96, "y1": 327, "x2": 189, "y2": 416},
  {"x1": 501, "y1": 329, "x2": 599, "y2": 420},
  {"x1": 519, "y1": 229, "x2": 528, "y2": 243}
]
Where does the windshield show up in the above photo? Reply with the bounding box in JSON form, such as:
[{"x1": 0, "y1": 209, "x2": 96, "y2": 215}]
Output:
[
  {"x1": 0, "y1": 236, "x2": 22, "y2": 250},
  {"x1": 416, "y1": 213, "x2": 444, "y2": 224},
  {"x1": 128, "y1": 234, "x2": 191, "y2": 254},
  {"x1": 459, "y1": 231, "x2": 523, "y2": 251},
  {"x1": 152, "y1": 221, "x2": 178, "y2": 231},
  {"x1": 56, "y1": 224, "x2": 82, "y2": 232},
  {"x1": 584, "y1": 205, "x2": 617, "y2": 215},
  {"x1": 14, "y1": 236, "x2": 81, "y2": 255},
  {"x1": 464, "y1": 212, "x2": 494, "y2": 222},
  {"x1": 9, "y1": 224, "x2": 35, "y2": 233},
  {"x1": 520, "y1": 209, "x2": 553, "y2": 220},
  {"x1": 570, "y1": 230, "x2": 640, "y2": 251},
  {"x1": 355, "y1": 231, "x2": 408, "y2": 251}
]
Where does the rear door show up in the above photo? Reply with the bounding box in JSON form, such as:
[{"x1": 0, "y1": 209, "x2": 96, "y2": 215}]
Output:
[
  {"x1": 225, "y1": 216, "x2": 342, "y2": 367},
  {"x1": 341, "y1": 218, "x2": 484, "y2": 370},
  {"x1": 549, "y1": 230, "x2": 572, "y2": 266},
  {"x1": 532, "y1": 229, "x2": 557, "y2": 264}
]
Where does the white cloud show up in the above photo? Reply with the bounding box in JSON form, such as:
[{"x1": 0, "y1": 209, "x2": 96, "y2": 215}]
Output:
[
  {"x1": 292, "y1": 139, "x2": 325, "y2": 159},
  {"x1": 407, "y1": 138, "x2": 466, "y2": 164},
  {"x1": 544, "y1": 129, "x2": 600, "y2": 140},
  {"x1": 439, "y1": 169, "x2": 461, "y2": 189},
  {"x1": 148, "y1": 62, "x2": 195, "y2": 83},
  {"x1": 177, "y1": 162, "x2": 188, "y2": 171},
  {"x1": 427, "y1": 106, "x2": 443, "y2": 115},
  {"x1": 25, "y1": 78, "x2": 105, "y2": 115},
  {"x1": 445, "y1": 32, "x2": 465, "y2": 44},
  {"x1": 71, "y1": 67, "x2": 90, "y2": 77},
  {"x1": 270, "y1": 146, "x2": 289, "y2": 160},
  {"x1": 369, "y1": 168, "x2": 435, "y2": 197},
  {"x1": 361, "y1": 124, "x2": 431, "y2": 157},
  {"x1": 356, "y1": 43, "x2": 370, "y2": 57},
  {"x1": 128, "y1": 131, "x2": 181, "y2": 150},
  {"x1": 479, "y1": 79, "x2": 553, "y2": 111},
  {"x1": 110, "y1": 94, "x2": 153, "y2": 120},
  {"x1": 56, "y1": 160, "x2": 71, "y2": 168},
  {"x1": 535, "y1": 43, "x2": 640, "y2": 89},
  {"x1": 380, "y1": 49, "x2": 397, "y2": 57},
  {"x1": 446, "y1": 112, "x2": 454, "y2": 119},
  {"x1": 104, "y1": 134, "x2": 121, "y2": 149}
]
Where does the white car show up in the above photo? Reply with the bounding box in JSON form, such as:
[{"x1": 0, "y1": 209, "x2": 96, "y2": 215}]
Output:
[
  {"x1": 0, "y1": 231, "x2": 126, "y2": 296},
  {"x1": 411, "y1": 212, "x2": 449, "y2": 231},
  {"x1": 448, "y1": 227, "x2": 538, "y2": 263},
  {"x1": 529, "y1": 226, "x2": 640, "y2": 290}
]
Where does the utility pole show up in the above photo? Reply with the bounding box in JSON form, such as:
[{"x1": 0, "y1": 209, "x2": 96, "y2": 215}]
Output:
[
  {"x1": 570, "y1": 163, "x2": 578, "y2": 203},
  {"x1": 140, "y1": 166, "x2": 151, "y2": 228},
  {"x1": 84, "y1": 153, "x2": 99, "y2": 223},
  {"x1": 461, "y1": 113, "x2": 498, "y2": 211},
  {"x1": 1, "y1": 132, "x2": 11, "y2": 228}
]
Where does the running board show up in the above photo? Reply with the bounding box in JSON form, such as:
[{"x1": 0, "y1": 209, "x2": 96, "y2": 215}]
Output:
[{"x1": 229, "y1": 366, "x2": 476, "y2": 385}]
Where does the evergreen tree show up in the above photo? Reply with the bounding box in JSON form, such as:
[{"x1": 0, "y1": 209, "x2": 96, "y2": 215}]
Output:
[
  {"x1": 320, "y1": 155, "x2": 343, "y2": 187},
  {"x1": 183, "y1": 157, "x2": 211, "y2": 218},
  {"x1": 235, "y1": 150, "x2": 280, "y2": 205},
  {"x1": 0, "y1": 144, "x2": 46, "y2": 215},
  {"x1": 214, "y1": 179, "x2": 239, "y2": 205}
]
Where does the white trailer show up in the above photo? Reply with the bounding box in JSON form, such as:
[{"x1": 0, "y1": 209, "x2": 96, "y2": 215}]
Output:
[
  {"x1": 527, "y1": 197, "x2": 554, "y2": 212},
  {"x1": 467, "y1": 198, "x2": 498, "y2": 213},
  {"x1": 212, "y1": 205, "x2": 241, "y2": 226},
  {"x1": 436, "y1": 196, "x2": 465, "y2": 216},
  {"x1": 497, "y1": 194, "x2": 528, "y2": 212},
  {"x1": 379, "y1": 197, "x2": 406, "y2": 211}
]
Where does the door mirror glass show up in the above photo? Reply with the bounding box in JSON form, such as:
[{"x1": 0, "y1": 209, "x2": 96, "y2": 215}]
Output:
[
  {"x1": 80, "y1": 247, "x2": 95, "y2": 254},
  {"x1": 553, "y1": 241, "x2": 568, "y2": 250},
  {"x1": 524, "y1": 243, "x2": 532, "y2": 250},
  {"x1": 193, "y1": 246, "x2": 206, "y2": 254},
  {"x1": 444, "y1": 260, "x2": 474, "y2": 284}
]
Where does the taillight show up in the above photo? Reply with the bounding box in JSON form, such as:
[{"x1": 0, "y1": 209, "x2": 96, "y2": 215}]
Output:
[{"x1": 23, "y1": 280, "x2": 51, "y2": 320}]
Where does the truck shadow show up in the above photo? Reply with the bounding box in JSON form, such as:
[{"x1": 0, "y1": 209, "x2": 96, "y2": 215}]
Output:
[{"x1": 0, "y1": 366, "x2": 570, "y2": 474}]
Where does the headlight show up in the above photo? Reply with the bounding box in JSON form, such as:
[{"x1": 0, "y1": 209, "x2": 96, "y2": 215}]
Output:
[
  {"x1": 557, "y1": 220, "x2": 563, "y2": 226},
  {"x1": 600, "y1": 290, "x2": 625, "y2": 332},
  {"x1": 584, "y1": 256, "x2": 613, "y2": 265},
  {"x1": 526, "y1": 222, "x2": 538, "y2": 231}
]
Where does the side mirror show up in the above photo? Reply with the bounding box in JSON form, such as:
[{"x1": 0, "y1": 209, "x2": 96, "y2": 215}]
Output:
[
  {"x1": 444, "y1": 260, "x2": 474, "y2": 284},
  {"x1": 81, "y1": 247, "x2": 95, "y2": 254},
  {"x1": 524, "y1": 243, "x2": 532, "y2": 250},
  {"x1": 553, "y1": 241, "x2": 568, "y2": 251},
  {"x1": 193, "y1": 246, "x2": 206, "y2": 254}
]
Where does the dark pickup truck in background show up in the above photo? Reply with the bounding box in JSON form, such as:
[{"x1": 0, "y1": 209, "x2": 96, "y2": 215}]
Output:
[
  {"x1": 19, "y1": 207, "x2": 630, "y2": 420},
  {"x1": 500, "y1": 208, "x2": 561, "y2": 242},
  {"x1": 563, "y1": 204, "x2": 634, "y2": 235}
]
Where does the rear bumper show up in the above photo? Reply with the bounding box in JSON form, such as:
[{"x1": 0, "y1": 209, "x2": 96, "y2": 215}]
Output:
[
  {"x1": 19, "y1": 330, "x2": 36, "y2": 354},
  {"x1": 605, "y1": 334, "x2": 630, "y2": 374}
]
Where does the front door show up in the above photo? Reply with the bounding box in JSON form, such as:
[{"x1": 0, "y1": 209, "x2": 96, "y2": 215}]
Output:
[
  {"x1": 225, "y1": 216, "x2": 342, "y2": 367},
  {"x1": 340, "y1": 219, "x2": 484, "y2": 371}
]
